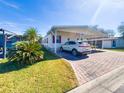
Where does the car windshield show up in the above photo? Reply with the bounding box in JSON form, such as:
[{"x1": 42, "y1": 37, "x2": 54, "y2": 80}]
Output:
[
  {"x1": 78, "y1": 42, "x2": 82, "y2": 44},
  {"x1": 69, "y1": 41, "x2": 76, "y2": 45},
  {"x1": 78, "y1": 41, "x2": 88, "y2": 44}
]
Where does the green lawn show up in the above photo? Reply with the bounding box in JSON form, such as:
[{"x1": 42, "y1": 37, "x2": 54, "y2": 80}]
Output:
[
  {"x1": 106, "y1": 48, "x2": 124, "y2": 52},
  {"x1": 0, "y1": 49, "x2": 78, "y2": 93}
]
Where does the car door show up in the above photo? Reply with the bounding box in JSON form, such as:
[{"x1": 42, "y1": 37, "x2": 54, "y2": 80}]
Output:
[
  {"x1": 62, "y1": 42, "x2": 69, "y2": 51},
  {"x1": 68, "y1": 41, "x2": 76, "y2": 51}
]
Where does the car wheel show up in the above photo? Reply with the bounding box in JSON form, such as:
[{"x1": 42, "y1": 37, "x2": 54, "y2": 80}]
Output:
[
  {"x1": 72, "y1": 49, "x2": 77, "y2": 56},
  {"x1": 60, "y1": 47, "x2": 63, "y2": 52}
]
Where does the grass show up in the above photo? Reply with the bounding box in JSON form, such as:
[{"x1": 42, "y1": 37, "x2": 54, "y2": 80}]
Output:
[
  {"x1": 105, "y1": 48, "x2": 124, "y2": 52},
  {"x1": 0, "y1": 49, "x2": 78, "y2": 93}
]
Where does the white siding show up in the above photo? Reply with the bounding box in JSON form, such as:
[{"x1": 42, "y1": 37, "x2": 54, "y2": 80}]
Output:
[
  {"x1": 42, "y1": 33, "x2": 54, "y2": 51},
  {"x1": 102, "y1": 40, "x2": 112, "y2": 48},
  {"x1": 42, "y1": 31, "x2": 86, "y2": 51},
  {"x1": 116, "y1": 38, "x2": 124, "y2": 48}
]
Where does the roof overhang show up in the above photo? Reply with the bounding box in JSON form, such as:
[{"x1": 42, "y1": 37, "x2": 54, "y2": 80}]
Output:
[
  {"x1": 87, "y1": 37, "x2": 118, "y2": 41},
  {"x1": 48, "y1": 26, "x2": 108, "y2": 39}
]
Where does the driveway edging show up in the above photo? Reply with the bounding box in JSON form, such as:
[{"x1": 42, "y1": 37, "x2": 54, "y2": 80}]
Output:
[
  {"x1": 55, "y1": 52, "x2": 80, "y2": 85},
  {"x1": 62, "y1": 58, "x2": 80, "y2": 85}
]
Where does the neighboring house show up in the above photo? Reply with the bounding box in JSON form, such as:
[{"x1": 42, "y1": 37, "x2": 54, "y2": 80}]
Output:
[
  {"x1": 100, "y1": 37, "x2": 124, "y2": 48},
  {"x1": 0, "y1": 34, "x2": 4, "y2": 48},
  {"x1": 87, "y1": 37, "x2": 117, "y2": 48},
  {"x1": 42, "y1": 26, "x2": 108, "y2": 53},
  {"x1": 0, "y1": 29, "x2": 21, "y2": 58},
  {"x1": 7, "y1": 35, "x2": 21, "y2": 49},
  {"x1": 86, "y1": 34, "x2": 124, "y2": 48},
  {"x1": 0, "y1": 34, "x2": 21, "y2": 50},
  {"x1": 116, "y1": 37, "x2": 124, "y2": 48}
]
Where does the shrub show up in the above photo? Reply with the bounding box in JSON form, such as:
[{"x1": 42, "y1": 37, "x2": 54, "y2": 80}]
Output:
[{"x1": 8, "y1": 41, "x2": 44, "y2": 65}]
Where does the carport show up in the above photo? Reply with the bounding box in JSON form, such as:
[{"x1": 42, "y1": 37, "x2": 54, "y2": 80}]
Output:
[{"x1": 50, "y1": 26, "x2": 108, "y2": 53}]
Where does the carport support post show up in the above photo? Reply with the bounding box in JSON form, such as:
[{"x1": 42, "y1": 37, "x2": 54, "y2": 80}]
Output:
[
  {"x1": 54, "y1": 30, "x2": 57, "y2": 53},
  {"x1": 95, "y1": 40, "x2": 97, "y2": 49},
  {"x1": 3, "y1": 30, "x2": 6, "y2": 59},
  {"x1": 102, "y1": 40, "x2": 104, "y2": 49}
]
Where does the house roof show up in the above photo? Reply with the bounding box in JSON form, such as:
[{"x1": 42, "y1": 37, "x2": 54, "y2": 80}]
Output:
[{"x1": 48, "y1": 26, "x2": 108, "y2": 39}]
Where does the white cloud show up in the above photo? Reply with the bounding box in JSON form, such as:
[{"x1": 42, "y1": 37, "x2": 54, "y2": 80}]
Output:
[
  {"x1": 62, "y1": 0, "x2": 123, "y2": 25},
  {"x1": 63, "y1": 0, "x2": 89, "y2": 11},
  {"x1": 0, "y1": 0, "x2": 19, "y2": 9},
  {"x1": 109, "y1": 0, "x2": 124, "y2": 9},
  {"x1": 0, "y1": 21, "x2": 44, "y2": 35},
  {"x1": 90, "y1": 0, "x2": 124, "y2": 25},
  {"x1": 0, "y1": 21, "x2": 29, "y2": 34},
  {"x1": 90, "y1": 0, "x2": 107, "y2": 24}
]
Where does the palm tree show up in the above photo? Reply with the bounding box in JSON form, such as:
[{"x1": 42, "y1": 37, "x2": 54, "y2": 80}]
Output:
[
  {"x1": 8, "y1": 27, "x2": 44, "y2": 65},
  {"x1": 8, "y1": 41, "x2": 44, "y2": 64},
  {"x1": 23, "y1": 27, "x2": 39, "y2": 43}
]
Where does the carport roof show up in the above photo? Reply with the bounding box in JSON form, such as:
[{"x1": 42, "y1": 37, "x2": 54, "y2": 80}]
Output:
[{"x1": 48, "y1": 26, "x2": 108, "y2": 39}]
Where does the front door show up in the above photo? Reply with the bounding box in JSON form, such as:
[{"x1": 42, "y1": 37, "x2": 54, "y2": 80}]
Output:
[{"x1": 112, "y1": 40, "x2": 116, "y2": 48}]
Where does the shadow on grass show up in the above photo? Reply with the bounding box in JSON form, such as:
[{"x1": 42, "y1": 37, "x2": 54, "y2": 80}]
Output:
[
  {"x1": 0, "y1": 48, "x2": 60, "y2": 74},
  {"x1": 42, "y1": 48, "x2": 60, "y2": 61},
  {"x1": 0, "y1": 61, "x2": 29, "y2": 74}
]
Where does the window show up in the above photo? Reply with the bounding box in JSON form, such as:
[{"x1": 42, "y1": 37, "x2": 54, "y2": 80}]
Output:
[
  {"x1": 78, "y1": 42, "x2": 82, "y2": 44},
  {"x1": 57, "y1": 35, "x2": 61, "y2": 43},
  {"x1": 52, "y1": 35, "x2": 61, "y2": 43},
  {"x1": 112, "y1": 40, "x2": 116, "y2": 47},
  {"x1": 65, "y1": 42, "x2": 69, "y2": 45},
  {"x1": 47, "y1": 38, "x2": 48, "y2": 43},
  {"x1": 67, "y1": 38, "x2": 70, "y2": 41},
  {"x1": 69, "y1": 41, "x2": 76, "y2": 45},
  {"x1": 52, "y1": 35, "x2": 55, "y2": 43}
]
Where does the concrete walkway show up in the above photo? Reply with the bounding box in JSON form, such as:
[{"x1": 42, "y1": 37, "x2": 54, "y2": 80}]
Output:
[{"x1": 68, "y1": 65, "x2": 124, "y2": 93}]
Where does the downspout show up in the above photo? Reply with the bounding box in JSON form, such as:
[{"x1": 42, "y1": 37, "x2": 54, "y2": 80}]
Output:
[{"x1": 54, "y1": 30, "x2": 57, "y2": 53}]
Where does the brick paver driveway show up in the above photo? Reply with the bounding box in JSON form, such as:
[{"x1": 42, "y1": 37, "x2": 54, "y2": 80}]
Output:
[{"x1": 58, "y1": 50, "x2": 124, "y2": 85}]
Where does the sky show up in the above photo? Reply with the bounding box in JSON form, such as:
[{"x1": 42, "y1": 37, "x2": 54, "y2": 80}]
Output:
[{"x1": 0, "y1": 0, "x2": 124, "y2": 36}]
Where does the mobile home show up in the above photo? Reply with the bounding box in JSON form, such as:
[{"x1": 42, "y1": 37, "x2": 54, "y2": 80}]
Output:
[{"x1": 42, "y1": 26, "x2": 108, "y2": 53}]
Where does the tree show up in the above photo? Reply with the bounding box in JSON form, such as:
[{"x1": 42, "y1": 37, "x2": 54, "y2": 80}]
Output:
[
  {"x1": 38, "y1": 35, "x2": 42, "y2": 43},
  {"x1": 23, "y1": 27, "x2": 39, "y2": 43},
  {"x1": 104, "y1": 30, "x2": 115, "y2": 37},
  {"x1": 91, "y1": 25, "x2": 115, "y2": 37},
  {"x1": 118, "y1": 22, "x2": 124, "y2": 37},
  {"x1": 8, "y1": 28, "x2": 44, "y2": 65}
]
